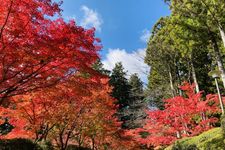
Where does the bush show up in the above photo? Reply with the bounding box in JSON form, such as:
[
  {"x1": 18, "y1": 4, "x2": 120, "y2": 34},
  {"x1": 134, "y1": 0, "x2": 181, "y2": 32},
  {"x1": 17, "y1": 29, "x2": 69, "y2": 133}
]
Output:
[
  {"x1": 172, "y1": 142, "x2": 199, "y2": 150},
  {"x1": 0, "y1": 138, "x2": 42, "y2": 150}
]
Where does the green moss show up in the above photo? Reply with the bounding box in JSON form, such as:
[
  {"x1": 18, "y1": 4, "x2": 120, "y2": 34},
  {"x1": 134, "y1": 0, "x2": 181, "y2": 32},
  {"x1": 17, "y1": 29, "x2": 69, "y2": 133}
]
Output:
[
  {"x1": 221, "y1": 115, "x2": 225, "y2": 138},
  {"x1": 166, "y1": 128, "x2": 225, "y2": 150}
]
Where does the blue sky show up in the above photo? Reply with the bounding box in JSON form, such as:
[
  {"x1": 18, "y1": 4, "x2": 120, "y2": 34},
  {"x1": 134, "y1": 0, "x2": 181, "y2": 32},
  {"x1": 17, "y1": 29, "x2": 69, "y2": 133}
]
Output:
[{"x1": 59, "y1": 0, "x2": 170, "y2": 83}]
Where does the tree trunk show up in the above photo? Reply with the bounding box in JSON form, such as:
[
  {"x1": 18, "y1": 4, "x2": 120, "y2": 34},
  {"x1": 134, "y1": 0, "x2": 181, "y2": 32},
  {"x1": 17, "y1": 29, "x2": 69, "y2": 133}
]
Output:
[
  {"x1": 64, "y1": 131, "x2": 71, "y2": 150},
  {"x1": 92, "y1": 137, "x2": 95, "y2": 150},
  {"x1": 219, "y1": 26, "x2": 225, "y2": 48},
  {"x1": 183, "y1": 123, "x2": 189, "y2": 136},
  {"x1": 211, "y1": 33, "x2": 225, "y2": 89},
  {"x1": 216, "y1": 54, "x2": 225, "y2": 89},
  {"x1": 168, "y1": 67, "x2": 175, "y2": 97},
  {"x1": 190, "y1": 60, "x2": 200, "y2": 93},
  {"x1": 59, "y1": 128, "x2": 66, "y2": 150},
  {"x1": 215, "y1": 78, "x2": 225, "y2": 115},
  {"x1": 201, "y1": 112, "x2": 206, "y2": 121},
  {"x1": 175, "y1": 62, "x2": 182, "y2": 96},
  {"x1": 176, "y1": 131, "x2": 181, "y2": 139},
  {"x1": 188, "y1": 62, "x2": 192, "y2": 84}
]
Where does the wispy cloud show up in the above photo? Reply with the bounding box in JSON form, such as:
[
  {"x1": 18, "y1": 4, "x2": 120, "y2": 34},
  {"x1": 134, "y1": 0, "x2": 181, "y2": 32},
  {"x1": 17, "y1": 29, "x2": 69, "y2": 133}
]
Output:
[
  {"x1": 140, "y1": 29, "x2": 151, "y2": 43},
  {"x1": 66, "y1": 15, "x2": 77, "y2": 21},
  {"x1": 80, "y1": 5, "x2": 103, "y2": 31},
  {"x1": 102, "y1": 48, "x2": 150, "y2": 84}
]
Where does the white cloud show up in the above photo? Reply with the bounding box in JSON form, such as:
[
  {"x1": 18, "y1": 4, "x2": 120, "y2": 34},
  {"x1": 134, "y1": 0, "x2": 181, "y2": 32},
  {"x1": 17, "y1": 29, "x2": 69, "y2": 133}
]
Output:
[
  {"x1": 140, "y1": 29, "x2": 151, "y2": 43},
  {"x1": 66, "y1": 15, "x2": 77, "y2": 21},
  {"x1": 102, "y1": 48, "x2": 150, "y2": 84},
  {"x1": 80, "y1": 5, "x2": 103, "y2": 31}
]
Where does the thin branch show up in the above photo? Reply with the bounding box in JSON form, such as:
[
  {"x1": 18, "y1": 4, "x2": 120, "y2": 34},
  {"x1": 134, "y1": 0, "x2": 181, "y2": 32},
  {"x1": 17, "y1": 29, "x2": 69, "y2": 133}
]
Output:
[{"x1": 0, "y1": 0, "x2": 13, "y2": 40}]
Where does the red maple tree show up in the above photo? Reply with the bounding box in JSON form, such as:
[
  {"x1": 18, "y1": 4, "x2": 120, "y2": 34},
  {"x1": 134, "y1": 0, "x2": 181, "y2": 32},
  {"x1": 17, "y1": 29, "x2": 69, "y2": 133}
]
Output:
[
  {"x1": 128, "y1": 82, "x2": 221, "y2": 148},
  {"x1": 0, "y1": 0, "x2": 101, "y2": 105},
  {"x1": 0, "y1": 73, "x2": 137, "y2": 149}
]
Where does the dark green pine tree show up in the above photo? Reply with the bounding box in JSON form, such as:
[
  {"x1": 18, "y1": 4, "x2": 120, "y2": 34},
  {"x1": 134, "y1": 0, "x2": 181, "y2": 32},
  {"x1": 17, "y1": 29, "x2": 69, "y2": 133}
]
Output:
[
  {"x1": 109, "y1": 62, "x2": 134, "y2": 129},
  {"x1": 109, "y1": 62, "x2": 131, "y2": 108},
  {"x1": 124, "y1": 73, "x2": 146, "y2": 129},
  {"x1": 110, "y1": 64, "x2": 146, "y2": 129},
  {"x1": 129, "y1": 73, "x2": 144, "y2": 101},
  {"x1": 92, "y1": 59, "x2": 110, "y2": 76}
]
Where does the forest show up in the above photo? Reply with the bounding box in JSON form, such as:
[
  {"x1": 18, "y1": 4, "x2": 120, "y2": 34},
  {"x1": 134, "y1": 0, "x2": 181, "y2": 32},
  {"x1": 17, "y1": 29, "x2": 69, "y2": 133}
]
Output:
[{"x1": 0, "y1": 0, "x2": 225, "y2": 150}]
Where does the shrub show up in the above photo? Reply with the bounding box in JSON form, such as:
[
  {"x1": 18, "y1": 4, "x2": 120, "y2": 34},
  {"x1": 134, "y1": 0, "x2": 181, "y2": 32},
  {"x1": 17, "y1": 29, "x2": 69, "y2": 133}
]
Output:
[
  {"x1": 172, "y1": 142, "x2": 199, "y2": 150},
  {"x1": 0, "y1": 138, "x2": 42, "y2": 150}
]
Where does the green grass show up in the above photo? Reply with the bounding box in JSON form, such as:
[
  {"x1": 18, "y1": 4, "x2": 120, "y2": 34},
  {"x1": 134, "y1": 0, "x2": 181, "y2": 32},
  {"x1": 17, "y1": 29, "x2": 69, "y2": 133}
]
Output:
[{"x1": 165, "y1": 128, "x2": 225, "y2": 150}]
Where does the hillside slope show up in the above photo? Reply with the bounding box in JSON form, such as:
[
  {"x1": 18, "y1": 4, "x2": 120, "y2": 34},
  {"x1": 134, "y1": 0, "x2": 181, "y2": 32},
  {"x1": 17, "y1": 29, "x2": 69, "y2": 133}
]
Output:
[{"x1": 165, "y1": 128, "x2": 224, "y2": 150}]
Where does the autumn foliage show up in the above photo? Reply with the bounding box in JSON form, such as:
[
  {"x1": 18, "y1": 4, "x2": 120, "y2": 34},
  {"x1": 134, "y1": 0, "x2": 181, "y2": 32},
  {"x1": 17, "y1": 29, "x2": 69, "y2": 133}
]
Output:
[
  {"x1": 128, "y1": 82, "x2": 221, "y2": 148},
  {"x1": 1, "y1": 0, "x2": 224, "y2": 149},
  {"x1": 0, "y1": 0, "x2": 101, "y2": 105},
  {"x1": 0, "y1": 74, "x2": 138, "y2": 149},
  {"x1": 0, "y1": 0, "x2": 139, "y2": 149}
]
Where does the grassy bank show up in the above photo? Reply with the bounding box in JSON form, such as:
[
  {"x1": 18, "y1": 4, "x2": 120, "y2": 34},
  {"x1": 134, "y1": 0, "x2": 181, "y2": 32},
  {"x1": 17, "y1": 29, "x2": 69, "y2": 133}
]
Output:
[{"x1": 165, "y1": 128, "x2": 224, "y2": 150}]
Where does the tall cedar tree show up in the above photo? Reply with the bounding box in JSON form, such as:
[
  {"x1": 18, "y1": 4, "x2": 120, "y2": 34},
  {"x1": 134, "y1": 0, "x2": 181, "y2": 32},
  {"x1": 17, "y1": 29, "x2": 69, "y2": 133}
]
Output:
[
  {"x1": 110, "y1": 64, "x2": 146, "y2": 129},
  {"x1": 124, "y1": 73, "x2": 146, "y2": 129},
  {"x1": 145, "y1": 15, "x2": 215, "y2": 110},
  {"x1": 109, "y1": 62, "x2": 131, "y2": 108},
  {"x1": 109, "y1": 62, "x2": 132, "y2": 128},
  {"x1": 92, "y1": 59, "x2": 110, "y2": 76}
]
